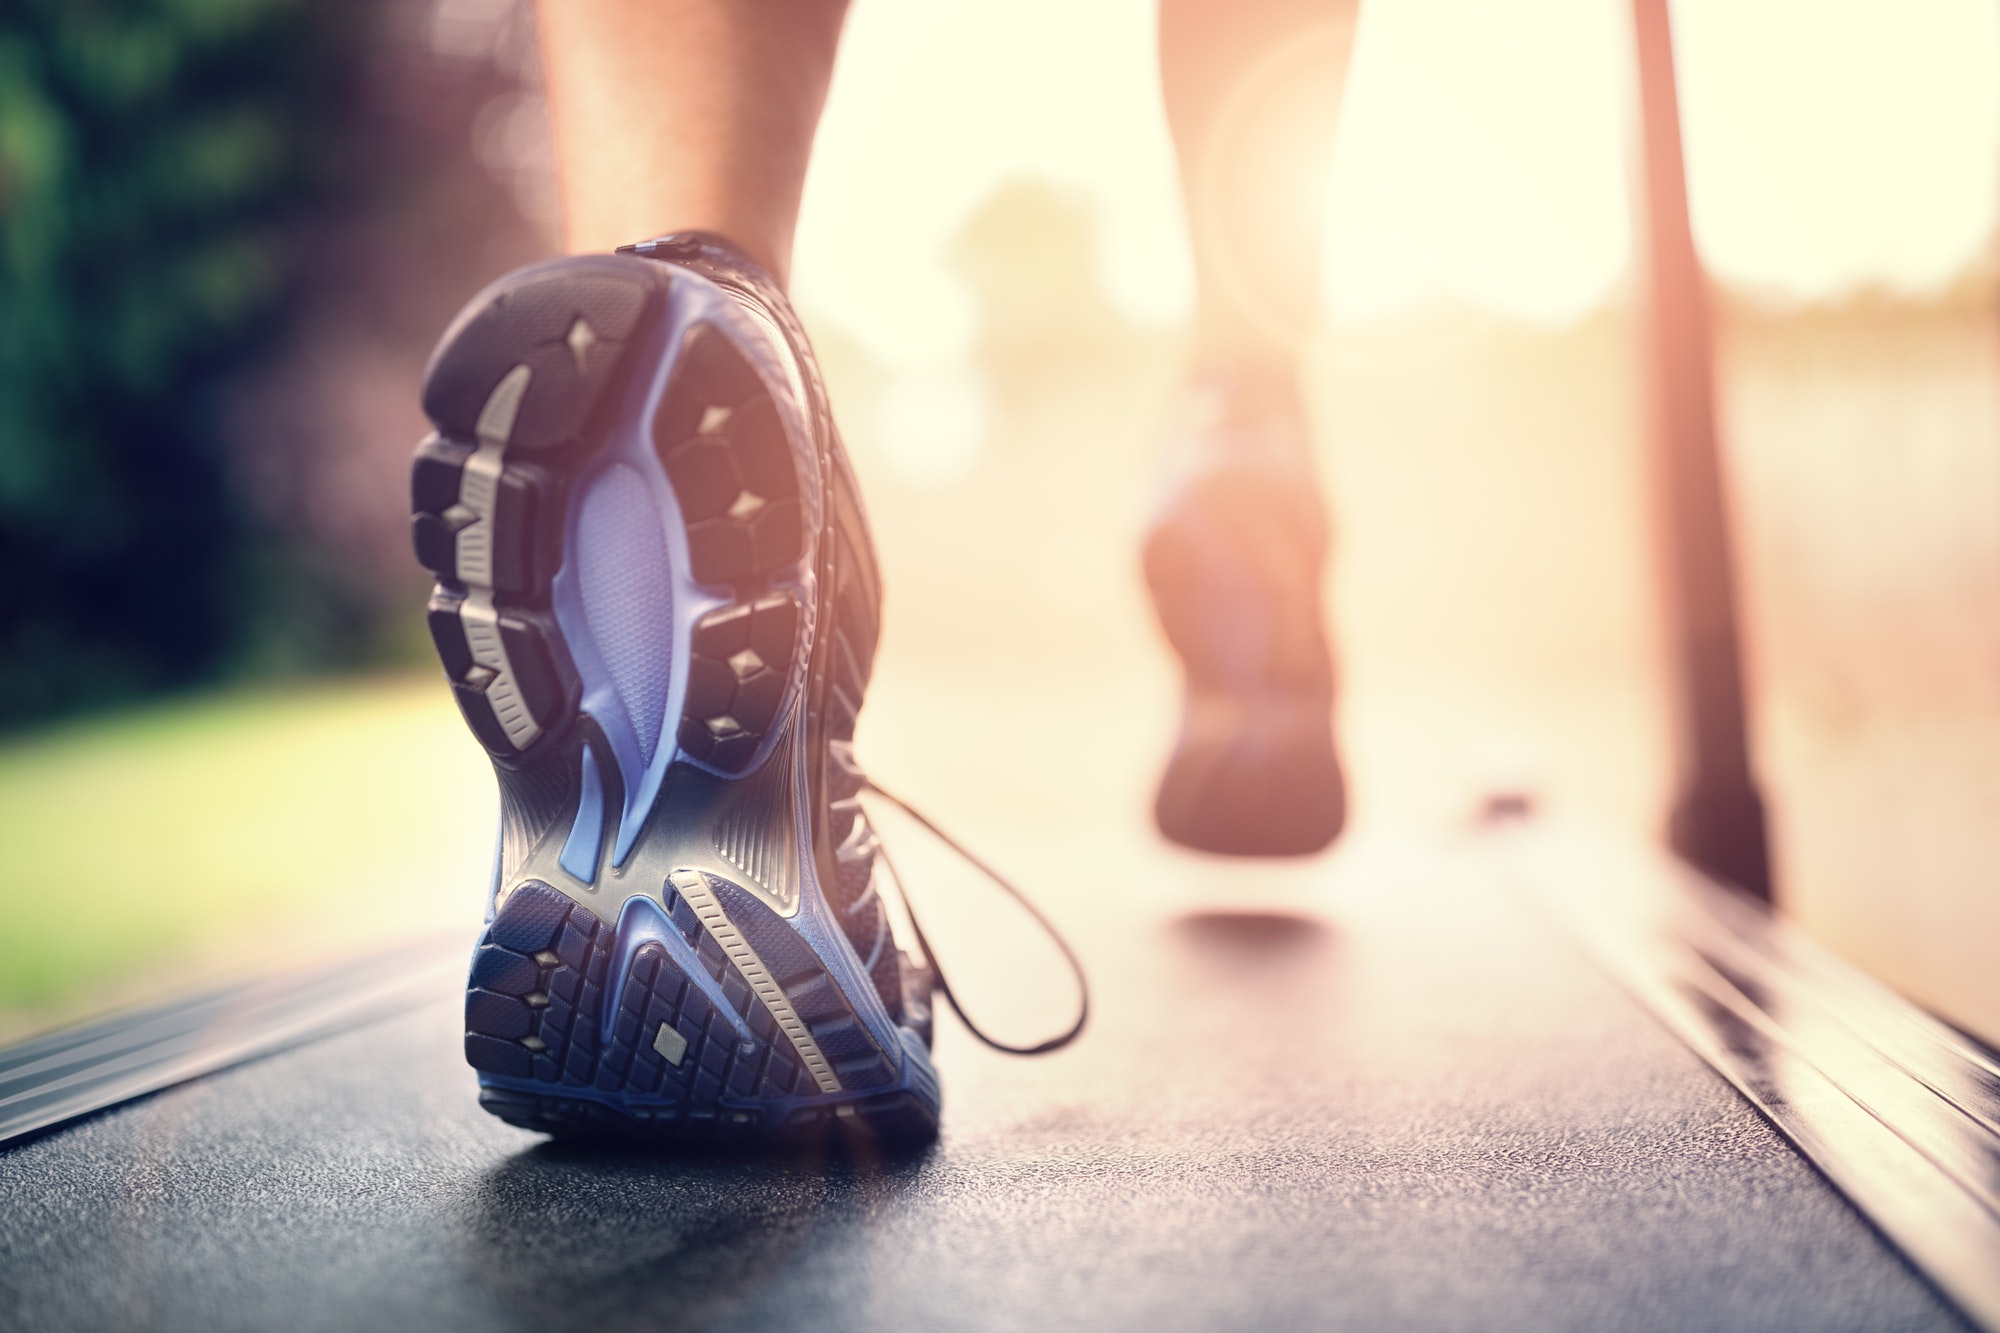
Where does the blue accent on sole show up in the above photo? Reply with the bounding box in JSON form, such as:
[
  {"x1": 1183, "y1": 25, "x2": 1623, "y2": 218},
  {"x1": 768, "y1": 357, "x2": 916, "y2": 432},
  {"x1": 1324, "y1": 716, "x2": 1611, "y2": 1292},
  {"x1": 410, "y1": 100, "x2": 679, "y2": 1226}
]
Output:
[
  {"x1": 574, "y1": 465, "x2": 677, "y2": 772},
  {"x1": 548, "y1": 303, "x2": 706, "y2": 869},
  {"x1": 546, "y1": 282, "x2": 798, "y2": 868},
  {"x1": 599, "y1": 891, "x2": 754, "y2": 1049},
  {"x1": 558, "y1": 743, "x2": 606, "y2": 885}
]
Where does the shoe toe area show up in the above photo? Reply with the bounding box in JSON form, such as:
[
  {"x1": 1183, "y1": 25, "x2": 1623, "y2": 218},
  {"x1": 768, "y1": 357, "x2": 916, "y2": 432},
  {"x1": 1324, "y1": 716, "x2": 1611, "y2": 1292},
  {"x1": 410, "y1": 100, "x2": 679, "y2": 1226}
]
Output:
[{"x1": 421, "y1": 257, "x2": 662, "y2": 451}]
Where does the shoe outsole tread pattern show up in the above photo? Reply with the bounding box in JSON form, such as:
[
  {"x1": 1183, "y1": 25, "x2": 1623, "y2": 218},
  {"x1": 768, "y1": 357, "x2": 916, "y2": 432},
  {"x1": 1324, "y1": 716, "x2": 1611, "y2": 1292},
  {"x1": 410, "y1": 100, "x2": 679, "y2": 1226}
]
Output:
[
  {"x1": 412, "y1": 262, "x2": 808, "y2": 775},
  {"x1": 412, "y1": 247, "x2": 936, "y2": 1145},
  {"x1": 464, "y1": 878, "x2": 926, "y2": 1143}
]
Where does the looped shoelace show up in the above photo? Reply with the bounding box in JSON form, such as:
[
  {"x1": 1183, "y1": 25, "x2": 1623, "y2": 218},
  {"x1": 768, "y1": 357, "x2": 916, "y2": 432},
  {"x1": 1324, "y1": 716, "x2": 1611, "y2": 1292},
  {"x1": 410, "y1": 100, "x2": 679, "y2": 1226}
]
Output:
[{"x1": 861, "y1": 779, "x2": 1090, "y2": 1056}]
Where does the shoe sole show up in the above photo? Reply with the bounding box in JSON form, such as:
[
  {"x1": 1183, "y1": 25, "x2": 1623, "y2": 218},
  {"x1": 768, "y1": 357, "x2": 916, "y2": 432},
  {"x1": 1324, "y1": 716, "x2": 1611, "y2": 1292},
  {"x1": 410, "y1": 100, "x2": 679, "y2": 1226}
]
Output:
[
  {"x1": 413, "y1": 255, "x2": 939, "y2": 1144},
  {"x1": 1144, "y1": 467, "x2": 1345, "y2": 856}
]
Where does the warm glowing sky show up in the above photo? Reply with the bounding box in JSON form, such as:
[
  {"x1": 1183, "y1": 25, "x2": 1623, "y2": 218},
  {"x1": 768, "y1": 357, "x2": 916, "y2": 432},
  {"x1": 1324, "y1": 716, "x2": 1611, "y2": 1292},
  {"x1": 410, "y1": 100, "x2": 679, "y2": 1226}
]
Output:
[{"x1": 794, "y1": 0, "x2": 2000, "y2": 370}]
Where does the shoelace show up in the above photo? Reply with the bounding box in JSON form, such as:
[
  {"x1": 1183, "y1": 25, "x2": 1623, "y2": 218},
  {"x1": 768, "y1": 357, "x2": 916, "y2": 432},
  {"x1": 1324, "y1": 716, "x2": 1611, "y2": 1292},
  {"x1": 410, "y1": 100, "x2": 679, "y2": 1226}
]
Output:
[{"x1": 861, "y1": 779, "x2": 1090, "y2": 1056}]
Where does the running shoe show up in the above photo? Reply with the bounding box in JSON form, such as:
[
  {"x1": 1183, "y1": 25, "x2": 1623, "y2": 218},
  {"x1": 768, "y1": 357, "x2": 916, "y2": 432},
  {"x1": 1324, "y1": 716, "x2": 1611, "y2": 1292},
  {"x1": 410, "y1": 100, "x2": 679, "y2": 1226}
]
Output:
[
  {"x1": 410, "y1": 233, "x2": 939, "y2": 1142},
  {"x1": 1143, "y1": 368, "x2": 1346, "y2": 856}
]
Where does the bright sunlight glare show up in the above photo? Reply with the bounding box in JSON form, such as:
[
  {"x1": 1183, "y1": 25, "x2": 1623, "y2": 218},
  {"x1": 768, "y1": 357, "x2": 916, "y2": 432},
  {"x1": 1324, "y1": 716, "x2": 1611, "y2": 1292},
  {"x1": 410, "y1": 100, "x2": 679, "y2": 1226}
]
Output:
[
  {"x1": 796, "y1": 0, "x2": 2000, "y2": 371},
  {"x1": 1674, "y1": 0, "x2": 2000, "y2": 303}
]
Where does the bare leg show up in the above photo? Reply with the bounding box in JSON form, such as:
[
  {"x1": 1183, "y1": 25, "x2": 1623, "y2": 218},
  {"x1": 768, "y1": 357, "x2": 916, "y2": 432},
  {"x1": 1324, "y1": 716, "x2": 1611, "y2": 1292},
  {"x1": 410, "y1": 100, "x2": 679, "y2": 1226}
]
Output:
[
  {"x1": 1159, "y1": 0, "x2": 1357, "y2": 372},
  {"x1": 534, "y1": 0, "x2": 847, "y2": 284},
  {"x1": 1145, "y1": 0, "x2": 1356, "y2": 856}
]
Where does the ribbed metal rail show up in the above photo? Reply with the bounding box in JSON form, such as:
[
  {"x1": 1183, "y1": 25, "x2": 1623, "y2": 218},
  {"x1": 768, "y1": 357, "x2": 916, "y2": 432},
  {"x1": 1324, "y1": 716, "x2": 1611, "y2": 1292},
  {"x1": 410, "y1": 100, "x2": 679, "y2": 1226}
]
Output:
[
  {"x1": 1506, "y1": 819, "x2": 2000, "y2": 1332},
  {"x1": 0, "y1": 936, "x2": 464, "y2": 1146}
]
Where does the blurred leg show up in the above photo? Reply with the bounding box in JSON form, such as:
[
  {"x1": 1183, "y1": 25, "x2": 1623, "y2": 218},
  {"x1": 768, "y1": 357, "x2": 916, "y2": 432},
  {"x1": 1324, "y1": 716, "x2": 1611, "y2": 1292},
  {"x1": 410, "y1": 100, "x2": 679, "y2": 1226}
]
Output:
[
  {"x1": 1159, "y1": 0, "x2": 1356, "y2": 371},
  {"x1": 534, "y1": 0, "x2": 847, "y2": 283},
  {"x1": 1144, "y1": 0, "x2": 1357, "y2": 855}
]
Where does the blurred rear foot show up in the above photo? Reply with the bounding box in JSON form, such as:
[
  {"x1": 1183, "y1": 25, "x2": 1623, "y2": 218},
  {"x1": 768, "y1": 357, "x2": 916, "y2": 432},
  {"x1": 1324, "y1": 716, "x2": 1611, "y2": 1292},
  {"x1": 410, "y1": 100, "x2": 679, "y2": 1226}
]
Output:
[{"x1": 1143, "y1": 367, "x2": 1345, "y2": 856}]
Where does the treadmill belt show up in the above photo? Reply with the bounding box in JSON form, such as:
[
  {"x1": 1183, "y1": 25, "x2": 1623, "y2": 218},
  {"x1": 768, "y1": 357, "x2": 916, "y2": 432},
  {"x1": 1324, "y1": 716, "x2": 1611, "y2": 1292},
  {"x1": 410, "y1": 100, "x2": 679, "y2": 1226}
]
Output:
[{"x1": 0, "y1": 832, "x2": 1974, "y2": 1332}]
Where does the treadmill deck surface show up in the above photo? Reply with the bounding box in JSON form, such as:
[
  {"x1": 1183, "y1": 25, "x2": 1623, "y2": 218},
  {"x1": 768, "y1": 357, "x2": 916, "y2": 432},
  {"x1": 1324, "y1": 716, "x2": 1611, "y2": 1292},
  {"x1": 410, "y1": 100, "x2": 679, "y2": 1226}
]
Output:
[{"x1": 0, "y1": 829, "x2": 1968, "y2": 1332}]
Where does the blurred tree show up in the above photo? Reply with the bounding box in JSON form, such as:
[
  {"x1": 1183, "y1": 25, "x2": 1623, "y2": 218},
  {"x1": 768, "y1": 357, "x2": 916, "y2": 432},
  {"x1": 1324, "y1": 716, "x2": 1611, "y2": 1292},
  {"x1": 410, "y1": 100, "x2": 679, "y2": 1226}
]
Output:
[
  {"x1": 0, "y1": 0, "x2": 357, "y2": 727},
  {"x1": 945, "y1": 178, "x2": 1164, "y2": 447}
]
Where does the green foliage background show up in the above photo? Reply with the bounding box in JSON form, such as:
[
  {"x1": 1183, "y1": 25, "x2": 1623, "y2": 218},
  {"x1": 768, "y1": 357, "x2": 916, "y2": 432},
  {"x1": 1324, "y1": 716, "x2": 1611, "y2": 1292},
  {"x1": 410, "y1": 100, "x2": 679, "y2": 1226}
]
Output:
[{"x1": 0, "y1": 0, "x2": 359, "y2": 728}]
